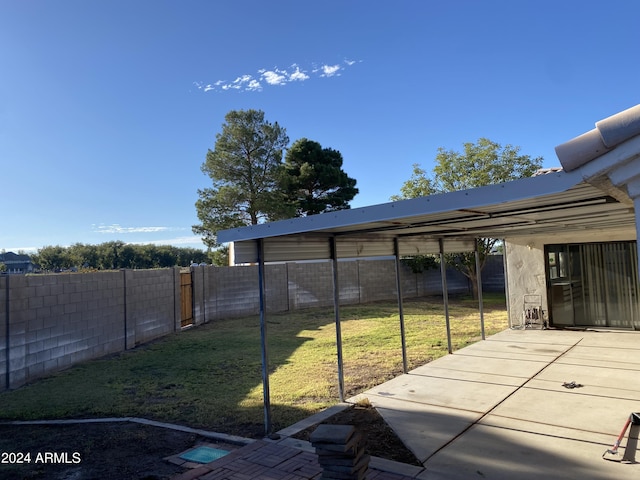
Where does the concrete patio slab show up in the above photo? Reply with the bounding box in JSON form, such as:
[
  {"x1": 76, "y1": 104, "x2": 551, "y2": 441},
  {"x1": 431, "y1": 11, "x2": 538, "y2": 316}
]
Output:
[
  {"x1": 557, "y1": 345, "x2": 640, "y2": 368},
  {"x1": 455, "y1": 336, "x2": 575, "y2": 358},
  {"x1": 350, "y1": 328, "x2": 640, "y2": 478},
  {"x1": 416, "y1": 421, "x2": 640, "y2": 480},
  {"x1": 410, "y1": 354, "x2": 546, "y2": 382},
  {"x1": 364, "y1": 372, "x2": 518, "y2": 413},
  {"x1": 406, "y1": 364, "x2": 527, "y2": 388},
  {"x1": 530, "y1": 363, "x2": 640, "y2": 401},
  {"x1": 489, "y1": 386, "x2": 639, "y2": 437}
]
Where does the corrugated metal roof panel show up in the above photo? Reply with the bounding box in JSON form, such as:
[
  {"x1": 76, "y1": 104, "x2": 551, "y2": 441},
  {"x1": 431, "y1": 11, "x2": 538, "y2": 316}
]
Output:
[
  {"x1": 265, "y1": 237, "x2": 331, "y2": 262},
  {"x1": 220, "y1": 169, "x2": 636, "y2": 264}
]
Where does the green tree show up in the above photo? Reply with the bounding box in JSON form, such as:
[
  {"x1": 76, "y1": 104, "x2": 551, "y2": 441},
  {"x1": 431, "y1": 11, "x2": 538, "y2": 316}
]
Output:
[
  {"x1": 68, "y1": 243, "x2": 100, "y2": 269},
  {"x1": 432, "y1": 138, "x2": 543, "y2": 192},
  {"x1": 0, "y1": 262, "x2": 6, "y2": 273},
  {"x1": 281, "y1": 138, "x2": 358, "y2": 216},
  {"x1": 393, "y1": 138, "x2": 543, "y2": 298},
  {"x1": 33, "y1": 246, "x2": 75, "y2": 271},
  {"x1": 208, "y1": 245, "x2": 229, "y2": 266},
  {"x1": 193, "y1": 109, "x2": 290, "y2": 247},
  {"x1": 389, "y1": 163, "x2": 435, "y2": 201}
]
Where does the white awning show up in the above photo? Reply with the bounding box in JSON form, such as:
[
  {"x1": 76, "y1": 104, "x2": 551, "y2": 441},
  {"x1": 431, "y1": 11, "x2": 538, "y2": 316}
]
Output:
[{"x1": 218, "y1": 169, "x2": 635, "y2": 264}]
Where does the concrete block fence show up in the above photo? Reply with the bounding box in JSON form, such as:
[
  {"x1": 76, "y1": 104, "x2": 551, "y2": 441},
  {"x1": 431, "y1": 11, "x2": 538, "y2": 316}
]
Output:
[
  {"x1": 1, "y1": 256, "x2": 503, "y2": 392},
  {"x1": 189, "y1": 256, "x2": 504, "y2": 323},
  {"x1": 1, "y1": 268, "x2": 181, "y2": 391}
]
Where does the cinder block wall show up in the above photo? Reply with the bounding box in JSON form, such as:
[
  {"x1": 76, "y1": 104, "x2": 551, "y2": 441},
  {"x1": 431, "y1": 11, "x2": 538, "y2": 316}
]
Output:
[
  {"x1": 192, "y1": 267, "x2": 206, "y2": 326},
  {"x1": 358, "y1": 260, "x2": 398, "y2": 303},
  {"x1": 207, "y1": 265, "x2": 260, "y2": 319},
  {"x1": 201, "y1": 264, "x2": 290, "y2": 321},
  {"x1": 265, "y1": 264, "x2": 288, "y2": 313},
  {"x1": 337, "y1": 261, "x2": 360, "y2": 304},
  {"x1": 288, "y1": 262, "x2": 334, "y2": 309},
  {"x1": 126, "y1": 268, "x2": 177, "y2": 346},
  {"x1": 421, "y1": 267, "x2": 469, "y2": 295},
  {"x1": 0, "y1": 276, "x2": 7, "y2": 390},
  {"x1": 1, "y1": 257, "x2": 504, "y2": 391},
  {"x1": 6, "y1": 272, "x2": 125, "y2": 389}
]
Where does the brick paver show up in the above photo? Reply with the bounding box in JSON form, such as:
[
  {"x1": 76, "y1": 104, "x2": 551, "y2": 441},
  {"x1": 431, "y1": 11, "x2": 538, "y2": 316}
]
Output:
[{"x1": 171, "y1": 440, "x2": 416, "y2": 480}]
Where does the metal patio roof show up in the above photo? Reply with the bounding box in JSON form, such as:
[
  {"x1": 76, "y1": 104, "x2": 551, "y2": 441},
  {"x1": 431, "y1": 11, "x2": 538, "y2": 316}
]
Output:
[
  {"x1": 214, "y1": 104, "x2": 640, "y2": 435},
  {"x1": 217, "y1": 168, "x2": 635, "y2": 264}
]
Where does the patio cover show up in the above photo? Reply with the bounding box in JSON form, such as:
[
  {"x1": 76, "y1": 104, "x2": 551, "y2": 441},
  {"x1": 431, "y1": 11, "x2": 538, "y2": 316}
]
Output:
[
  {"x1": 218, "y1": 170, "x2": 634, "y2": 263},
  {"x1": 215, "y1": 104, "x2": 640, "y2": 435}
]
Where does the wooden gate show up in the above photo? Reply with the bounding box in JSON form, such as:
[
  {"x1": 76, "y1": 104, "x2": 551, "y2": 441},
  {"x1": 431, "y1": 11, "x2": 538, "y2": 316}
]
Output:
[{"x1": 180, "y1": 271, "x2": 194, "y2": 327}]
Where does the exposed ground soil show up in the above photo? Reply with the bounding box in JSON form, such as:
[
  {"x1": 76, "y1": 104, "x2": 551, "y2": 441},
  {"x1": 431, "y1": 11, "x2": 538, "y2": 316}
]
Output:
[
  {"x1": 0, "y1": 422, "x2": 208, "y2": 480},
  {"x1": 293, "y1": 404, "x2": 421, "y2": 466},
  {"x1": 1, "y1": 406, "x2": 419, "y2": 479}
]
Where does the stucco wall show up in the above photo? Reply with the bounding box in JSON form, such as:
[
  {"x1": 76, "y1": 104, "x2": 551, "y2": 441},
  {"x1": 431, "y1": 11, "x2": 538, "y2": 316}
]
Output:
[{"x1": 504, "y1": 239, "x2": 547, "y2": 326}]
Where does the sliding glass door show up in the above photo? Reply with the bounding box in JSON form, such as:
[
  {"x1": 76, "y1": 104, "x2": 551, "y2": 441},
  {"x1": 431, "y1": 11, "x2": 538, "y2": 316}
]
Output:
[{"x1": 545, "y1": 242, "x2": 639, "y2": 329}]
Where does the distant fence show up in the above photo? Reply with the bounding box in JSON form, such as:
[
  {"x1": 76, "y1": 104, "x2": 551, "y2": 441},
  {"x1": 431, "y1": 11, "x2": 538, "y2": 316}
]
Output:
[{"x1": 1, "y1": 256, "x2": 503, "y2": 391}]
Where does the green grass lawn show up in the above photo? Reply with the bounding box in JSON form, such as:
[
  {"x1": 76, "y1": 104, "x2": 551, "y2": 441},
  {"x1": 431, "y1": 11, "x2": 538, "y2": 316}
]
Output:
[{"x1": 0, "y1": 294, "x2": 508, "y2": 436}]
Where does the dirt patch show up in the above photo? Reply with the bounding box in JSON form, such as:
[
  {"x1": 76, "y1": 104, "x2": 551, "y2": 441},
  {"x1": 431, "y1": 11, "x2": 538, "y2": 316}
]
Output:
[
  {"x1": 0, "y1": 405, "x2": 420, "y2": 479},
  {"x1": 0, "y1": 422, "x2": 236, "y2": 480},
  {"x1": 293, "y1": 404, "x2": 421, "y2": 466}
]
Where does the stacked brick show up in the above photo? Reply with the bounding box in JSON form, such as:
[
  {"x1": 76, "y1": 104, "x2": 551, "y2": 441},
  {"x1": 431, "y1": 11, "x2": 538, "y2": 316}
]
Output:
[{"x1": 310, "y1": 424, "x2": 369, "y2": 480}]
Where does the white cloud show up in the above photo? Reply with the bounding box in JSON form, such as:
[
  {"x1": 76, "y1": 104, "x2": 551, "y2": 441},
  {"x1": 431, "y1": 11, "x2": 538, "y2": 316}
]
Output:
[
  {"x1": 247, "y1": 79, "x2": 262, "y2": 91},
  {"x1": 289, "y1": 65, "x2": 310, "y2": 81},
  {"x1": 5, "y1": 246, "x2": 38, "y2": 253},
  {"x1": 197, "y1": 58, "x2": 358, "y2": 93},
  {"x1": 93, "y1": 224, "x2": 171, "y2": 234},
  {"x1": 261, "y1": 69, "x2": 288, "y2": 85},
  {"x1": 130, "y1": 236, "x2": 205, "y2": 248},
  {"x1": 320, "y1": 64, "x2": 341, "y2": 77}
]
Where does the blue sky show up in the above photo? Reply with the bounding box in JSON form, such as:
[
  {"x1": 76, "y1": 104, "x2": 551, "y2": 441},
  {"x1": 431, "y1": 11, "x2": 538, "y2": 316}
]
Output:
[{"x1": 2, "y1": 1, "x2": 639, "y2": 253}]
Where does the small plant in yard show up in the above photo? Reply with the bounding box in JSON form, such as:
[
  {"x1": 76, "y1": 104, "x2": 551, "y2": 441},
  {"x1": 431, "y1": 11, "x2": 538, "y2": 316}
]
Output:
[{"x1": 0, "y1": 294, "x2": 507, "y2": 436}]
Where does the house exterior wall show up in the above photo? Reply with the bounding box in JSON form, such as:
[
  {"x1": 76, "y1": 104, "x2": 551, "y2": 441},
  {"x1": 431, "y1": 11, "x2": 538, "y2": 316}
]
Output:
[{"x1": 504, "y1": 229, "x2": 636, "y2": 326}]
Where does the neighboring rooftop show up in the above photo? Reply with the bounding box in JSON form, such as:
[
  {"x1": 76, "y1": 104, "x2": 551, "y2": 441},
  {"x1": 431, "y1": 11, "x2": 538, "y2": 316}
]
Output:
[
  {"x1": 0, "y1": 251, "x2": 36, "y2": 274},
  {"x1": 532, "y1": 167, "x2": 563, "y2": 176}
]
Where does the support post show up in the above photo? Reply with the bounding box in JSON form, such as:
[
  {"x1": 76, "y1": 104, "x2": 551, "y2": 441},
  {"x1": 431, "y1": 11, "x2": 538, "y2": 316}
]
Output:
[
  {"x1": 330, "y1": 237, "x2": 345, "y2": 402},
  {"x1": 502, "y1": 239, "x2": 512, "y2": 328},
  {"x1": 475, "y1": 240, "x2": 486, "y2": 340},
  {"x1": 4, "y1": 275, "x2": 10, "y2": 390},
  {"x1": 257, "y1": 239, "x2": 272, "y2": 435},
  {"x1": 439, "y1": 239, "x2": 453, "y2": 354},
  {"x1": 635, "y1": 200, "x2": 640, "y2": 288},
  {"x1": 122, "y1": 269, "x2": 128, "y2": 350},
  {"x1": 394, "y1": 238, "x2": 408, "y2": 373}
]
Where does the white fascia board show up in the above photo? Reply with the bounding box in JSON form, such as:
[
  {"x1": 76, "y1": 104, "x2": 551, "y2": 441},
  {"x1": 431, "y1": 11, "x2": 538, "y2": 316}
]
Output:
[
  {"x1": 217, "y1": 171, "x2": 584, "y2": 244},
  {"x1": 607, "y1": 155, "x2": 640, "y2": 187}
]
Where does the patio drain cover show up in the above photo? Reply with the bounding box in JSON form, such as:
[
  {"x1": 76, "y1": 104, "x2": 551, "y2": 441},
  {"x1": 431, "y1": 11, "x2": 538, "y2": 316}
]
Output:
[{"x1": 179, "y1": 446, "x2": 229, "y2": 463}]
